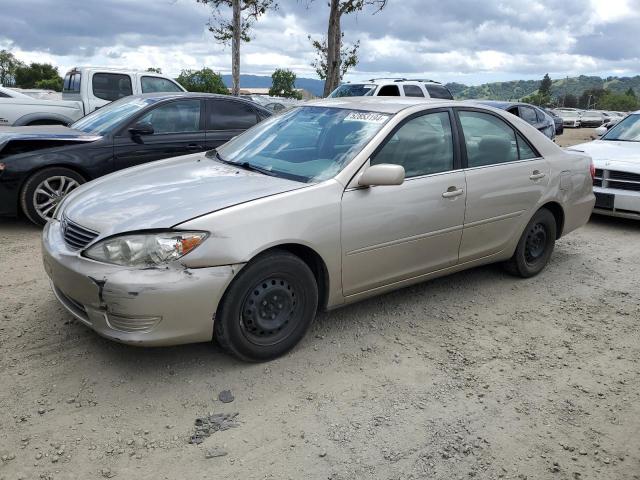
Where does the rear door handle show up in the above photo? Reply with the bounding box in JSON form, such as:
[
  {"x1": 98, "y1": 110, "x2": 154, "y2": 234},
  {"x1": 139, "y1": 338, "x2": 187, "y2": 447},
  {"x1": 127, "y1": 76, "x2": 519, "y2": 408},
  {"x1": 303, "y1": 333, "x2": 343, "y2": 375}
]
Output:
[
  {"x1": 530, "y1": 170, "x2": 546, "y2": 180},
  {"x1": 442, "y1": 187, "x2": 464, "y2": 198},
  {"x1": 186, "y1": 144, "x2": 204, "y2": 151}
]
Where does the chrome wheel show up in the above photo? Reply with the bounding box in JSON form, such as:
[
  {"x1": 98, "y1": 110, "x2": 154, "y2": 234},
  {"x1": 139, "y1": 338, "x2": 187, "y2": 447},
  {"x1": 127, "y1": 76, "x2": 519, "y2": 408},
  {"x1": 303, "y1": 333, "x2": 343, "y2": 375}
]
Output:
[{"x1": 32, "y1": 175, "x2": 80, "y2": 221}]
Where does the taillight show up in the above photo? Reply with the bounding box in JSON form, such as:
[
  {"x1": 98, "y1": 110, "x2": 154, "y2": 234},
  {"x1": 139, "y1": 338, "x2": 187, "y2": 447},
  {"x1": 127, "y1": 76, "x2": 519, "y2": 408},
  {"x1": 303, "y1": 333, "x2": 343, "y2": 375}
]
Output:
[{"x1": 589, "y1": 161, "x2": 595, "y2": 180}]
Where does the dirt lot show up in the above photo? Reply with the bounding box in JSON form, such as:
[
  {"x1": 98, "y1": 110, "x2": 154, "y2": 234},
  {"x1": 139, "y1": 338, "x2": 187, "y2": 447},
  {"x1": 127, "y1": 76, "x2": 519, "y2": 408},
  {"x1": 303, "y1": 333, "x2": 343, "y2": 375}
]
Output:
[{"x1": 1, "y1": 128, "x2": 639, "y2": 480}]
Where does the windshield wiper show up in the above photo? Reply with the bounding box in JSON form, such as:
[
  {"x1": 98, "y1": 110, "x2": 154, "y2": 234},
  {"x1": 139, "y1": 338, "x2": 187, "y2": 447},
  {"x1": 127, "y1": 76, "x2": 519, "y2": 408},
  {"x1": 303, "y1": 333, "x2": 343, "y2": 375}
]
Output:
[{"x1": 209, "y1": 150, "x2": 276, "y2": 177}]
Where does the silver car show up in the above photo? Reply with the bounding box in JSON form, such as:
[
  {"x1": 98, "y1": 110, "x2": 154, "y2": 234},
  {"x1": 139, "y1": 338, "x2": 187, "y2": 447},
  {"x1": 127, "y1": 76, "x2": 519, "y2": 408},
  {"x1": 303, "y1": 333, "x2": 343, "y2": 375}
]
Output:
[{"x1": 42, "y1": 98, "x2": 595, "y2": 361}]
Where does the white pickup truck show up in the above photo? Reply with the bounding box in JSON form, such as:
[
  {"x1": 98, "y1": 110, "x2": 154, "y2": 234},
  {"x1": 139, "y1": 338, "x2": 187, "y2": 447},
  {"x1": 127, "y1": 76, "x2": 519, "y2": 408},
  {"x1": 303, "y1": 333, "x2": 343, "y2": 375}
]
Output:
[{"x1": 0, "y1": 67, "x2": 185, "y2": 126}]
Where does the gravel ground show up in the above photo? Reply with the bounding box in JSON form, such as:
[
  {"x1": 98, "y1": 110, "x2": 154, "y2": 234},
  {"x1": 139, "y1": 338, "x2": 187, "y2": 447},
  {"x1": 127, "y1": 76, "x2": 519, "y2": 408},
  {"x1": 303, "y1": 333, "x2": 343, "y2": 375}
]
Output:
[{"x1": 1, "y1": 128, "x2": 639, "y2": 480}]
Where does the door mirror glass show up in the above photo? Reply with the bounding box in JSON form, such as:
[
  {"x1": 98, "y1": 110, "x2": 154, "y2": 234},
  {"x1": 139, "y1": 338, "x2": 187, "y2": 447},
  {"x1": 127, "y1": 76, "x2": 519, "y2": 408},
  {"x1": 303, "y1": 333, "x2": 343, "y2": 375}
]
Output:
[
  {"x1": 595, "y1": 126, "x2": 607, "y2": 137},
  {"x1": 358, "y1": 164, "x2": 405, "y2": 187},
  {"x1": 128, "y1": 121, "x2": 154, "y2": 136}
]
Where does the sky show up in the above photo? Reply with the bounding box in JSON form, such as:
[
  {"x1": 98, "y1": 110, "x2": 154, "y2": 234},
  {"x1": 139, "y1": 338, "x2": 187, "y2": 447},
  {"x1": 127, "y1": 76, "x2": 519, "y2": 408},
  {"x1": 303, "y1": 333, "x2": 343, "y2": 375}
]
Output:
[{"x1": 1, "y1": 0, "x2": 640, "y2": 86}]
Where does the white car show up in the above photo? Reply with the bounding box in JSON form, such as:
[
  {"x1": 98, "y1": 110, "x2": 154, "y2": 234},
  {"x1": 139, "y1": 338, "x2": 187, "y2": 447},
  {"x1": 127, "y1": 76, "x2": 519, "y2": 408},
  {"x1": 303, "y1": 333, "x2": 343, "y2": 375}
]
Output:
[
  {"x1": 328, "y1": 78, "x2": 453, "y2": 100},
  {"x1": 571, "y1": 112, "x2": 640, "y2": 220},
  {"x1": 554, "y1": 109, "x2": 581, "y2": 128},
  {"x1": 0, "y1": 85, "x2": 84, "y2": 126}
]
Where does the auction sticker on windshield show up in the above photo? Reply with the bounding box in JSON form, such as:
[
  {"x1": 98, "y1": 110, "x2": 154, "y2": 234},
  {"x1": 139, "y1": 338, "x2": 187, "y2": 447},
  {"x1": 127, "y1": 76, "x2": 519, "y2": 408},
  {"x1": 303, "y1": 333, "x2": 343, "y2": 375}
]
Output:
[{"x1": 344, "y1": 112, "x2": 389, "y2": 123}]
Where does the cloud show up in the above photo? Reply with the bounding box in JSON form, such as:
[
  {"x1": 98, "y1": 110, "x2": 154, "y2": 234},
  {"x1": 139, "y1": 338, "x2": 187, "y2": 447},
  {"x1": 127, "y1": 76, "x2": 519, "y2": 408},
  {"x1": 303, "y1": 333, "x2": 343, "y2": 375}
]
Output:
[{"x1": 0, "y1": 0, "x2": 639, "y2": 85}]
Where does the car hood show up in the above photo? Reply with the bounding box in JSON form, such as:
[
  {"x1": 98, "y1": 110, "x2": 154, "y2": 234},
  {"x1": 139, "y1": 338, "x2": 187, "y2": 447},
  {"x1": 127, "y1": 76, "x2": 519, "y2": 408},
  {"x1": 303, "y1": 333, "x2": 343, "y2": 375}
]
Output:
[
  {"x1": 61, "y1": 153, "x2": 307, "y2": 236},
  {"x1": 0, "y1": 125, "x2": 101, "y2": 154},
  {"x1": 569, "y1": 140, "x2": 640, "y2": 173}
]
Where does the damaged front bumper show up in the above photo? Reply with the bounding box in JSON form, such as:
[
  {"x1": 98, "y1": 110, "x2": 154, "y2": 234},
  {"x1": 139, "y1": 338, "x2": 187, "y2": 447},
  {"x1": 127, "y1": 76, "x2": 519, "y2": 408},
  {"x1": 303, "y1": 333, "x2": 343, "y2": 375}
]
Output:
[{"x1": 42, "y1": 220, "x2": 242, "y2": 346}]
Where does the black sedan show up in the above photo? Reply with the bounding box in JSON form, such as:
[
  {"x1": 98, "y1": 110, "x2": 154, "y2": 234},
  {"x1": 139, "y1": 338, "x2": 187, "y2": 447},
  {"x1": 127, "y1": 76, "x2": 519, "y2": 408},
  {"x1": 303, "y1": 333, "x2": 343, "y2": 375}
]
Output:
[
  {"x1": 542, "y1": 108, "x2": 564, "y2": 136},
  {"x1": 0, "y1": 93, "x2": 271, "y2": 225},
  {"x1": 475, "y1": 101, "x2": 557, "y2": 140}
]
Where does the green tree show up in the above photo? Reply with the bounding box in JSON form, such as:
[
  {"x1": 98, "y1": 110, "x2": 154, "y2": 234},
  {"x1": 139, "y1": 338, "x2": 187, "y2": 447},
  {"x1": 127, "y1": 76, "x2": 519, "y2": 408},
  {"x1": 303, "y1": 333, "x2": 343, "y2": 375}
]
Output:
[
  {"x1": 14, "y1": 62, "x2": 61, "y2": 89},
  {"x1": 625, "y1": 87, "x2": 636, "y2": 98},
  {"x1": 522, "y1": 92, "x2": 549, "y2": 106},
  {"x1": 598, "y1": 91, "x2": 638, "y2": 111},
  {"x1": 146, "y1": 67, "x2": 162, "y2": 73},
  {"x1": 308, "y1": 33, "x2": 359, "y2": 88},
  {"x1": 269, "y1": 68, "x2": 302, "y2": 99},
  {"x1": 539, "y1": 73, "x2": 552, "y2": 96},
  {"x1": 197, "y1": 0, "x2": 278, "y2": 96},
  {"x1": 34, "y1": 77, "x2": 64, "y2": 91},
  {"x1": 563, "y1": 94, "x2": 578, "y2": 108},
  {"x1": 176, "y1": 68, "x2": 228, "y2": 94},
  {"x1": 0, "y1": 49, "x2": 23, "y2": 86}
]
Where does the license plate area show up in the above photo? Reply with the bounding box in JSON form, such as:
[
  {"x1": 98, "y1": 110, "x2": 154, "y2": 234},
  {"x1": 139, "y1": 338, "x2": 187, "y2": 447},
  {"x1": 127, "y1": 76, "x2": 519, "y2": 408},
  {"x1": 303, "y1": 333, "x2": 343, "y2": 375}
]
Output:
[{"x1": 595, "y1": 192, "x2": 614, "y2": 210}]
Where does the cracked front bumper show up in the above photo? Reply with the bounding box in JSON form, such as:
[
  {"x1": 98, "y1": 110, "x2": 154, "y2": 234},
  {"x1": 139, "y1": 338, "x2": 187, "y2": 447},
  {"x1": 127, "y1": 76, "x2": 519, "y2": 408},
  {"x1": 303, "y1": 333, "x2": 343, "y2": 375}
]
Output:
[{"x1": 42, "y1": 220, "x2": 242, "y2": 346}]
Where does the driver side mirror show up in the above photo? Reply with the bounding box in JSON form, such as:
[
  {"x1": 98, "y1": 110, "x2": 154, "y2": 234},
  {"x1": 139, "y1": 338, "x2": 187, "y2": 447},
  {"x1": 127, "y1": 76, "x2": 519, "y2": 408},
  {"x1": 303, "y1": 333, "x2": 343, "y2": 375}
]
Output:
[
  {"x1": 128, "y1": 121, "x2": 154, "y2": 136},
  {"x1": 358, "y1": 164, "x2": 405, "y2": 187},
  {"x1": 594, "y1": 126, "x2": 607, "y2": 137}
]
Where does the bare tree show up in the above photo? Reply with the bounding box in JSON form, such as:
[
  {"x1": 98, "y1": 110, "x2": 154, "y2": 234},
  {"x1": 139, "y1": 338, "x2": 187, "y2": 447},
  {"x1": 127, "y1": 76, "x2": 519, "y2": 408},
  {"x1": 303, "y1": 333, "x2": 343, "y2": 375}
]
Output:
[
  {"x1": 198, "y1": 0, "x2": 277, "y2": 95},
  {"x1": 309, "y1": 0, "x2": 387, "y2": 97}
]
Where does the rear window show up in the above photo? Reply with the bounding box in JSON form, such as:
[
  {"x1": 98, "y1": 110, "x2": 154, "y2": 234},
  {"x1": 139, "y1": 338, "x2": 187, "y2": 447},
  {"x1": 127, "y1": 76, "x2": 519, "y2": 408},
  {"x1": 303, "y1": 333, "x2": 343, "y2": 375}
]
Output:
[
  {"x1": 425, "y1": 84, "x2": 453, "y2": 99},
  {"x1": 92, "y1": 73, "x2": 133, "y2": 101},
  {"x1": 63, "y1": 72, "x2": 82, "y2": 94},
  {"x1": 141, "y1": 76, "x2": 183, "y2": 93}
]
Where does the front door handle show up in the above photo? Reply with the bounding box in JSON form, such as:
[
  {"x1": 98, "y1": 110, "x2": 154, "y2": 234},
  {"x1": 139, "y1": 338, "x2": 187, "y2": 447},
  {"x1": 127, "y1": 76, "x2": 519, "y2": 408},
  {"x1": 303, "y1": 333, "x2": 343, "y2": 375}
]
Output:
[
  {"x1": 186, "y1": 144, "x2": 204, "y2": 151},
  {"x1": 442, "y1": 187, "x2": 464, "y2": 198},
  {"x1": 529, "y1": 170, "x2": 546, "y2": 180}
]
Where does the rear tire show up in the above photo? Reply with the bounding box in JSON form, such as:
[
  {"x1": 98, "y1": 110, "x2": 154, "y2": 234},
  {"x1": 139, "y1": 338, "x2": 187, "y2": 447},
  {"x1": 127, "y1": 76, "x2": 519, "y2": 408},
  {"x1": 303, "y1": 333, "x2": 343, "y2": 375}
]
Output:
[
  {"x1": 214, "y1": 250, "x2": 318, "y2": 362},
  {"x1": 20, "y1": 167, "x2": 85, "y2": 226},
  {"x1": 504, "y1": 208, "x2": 556, "y2": 278}
]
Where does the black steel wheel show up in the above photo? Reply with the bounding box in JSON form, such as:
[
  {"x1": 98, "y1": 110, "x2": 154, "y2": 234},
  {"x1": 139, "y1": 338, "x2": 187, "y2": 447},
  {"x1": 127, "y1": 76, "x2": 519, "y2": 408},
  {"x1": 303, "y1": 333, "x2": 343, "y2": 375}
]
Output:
[
  {"x1": 215, "y1": 250, "x2": 318, "y2": 362},
  {"x1": 504, "y1": 208, "x2": 557, "y2": 278}
]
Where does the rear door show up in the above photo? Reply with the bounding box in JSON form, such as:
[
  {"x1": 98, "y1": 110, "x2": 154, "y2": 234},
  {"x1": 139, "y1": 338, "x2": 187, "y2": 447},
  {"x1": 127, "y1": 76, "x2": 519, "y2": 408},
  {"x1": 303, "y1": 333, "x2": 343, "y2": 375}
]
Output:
[
  {"x1": 455, "y1": 108, "x2": 550, "y2": 262},
  {"x1": 205, "y1": 98, "x2": 262, "y2": 149},
  {"x1": 113, "y1": 98, "x2": 206, "y2": 170},
  {"x1": 341, "y1": 109, "x2": 466, "y2": 295}
]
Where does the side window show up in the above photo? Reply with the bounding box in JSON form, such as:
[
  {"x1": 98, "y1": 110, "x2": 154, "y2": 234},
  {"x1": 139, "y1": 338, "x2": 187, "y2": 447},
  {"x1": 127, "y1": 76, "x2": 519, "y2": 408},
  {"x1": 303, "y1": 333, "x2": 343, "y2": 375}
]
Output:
[
  {"x1": 137, "y1": 100, "x2": 201, "y2": 134},
  {"x1": 141, "y1": 76, "x2": 183, "y2": 93},
  {"x1": 371, "y1": 112, "x2": 454, "y2": 178},
  {"x1": 519, "y1": 106, "x2": 538, "y2": 125},
  {"x1": 425, "y1": 84, "x2": 453, "y2": 99},
  {"x1": 458, "y1": 110, "x2": 518, "y2": 167},
  {"x1": 403, "y1": 85, "x2": 424, "y2": 97},
  {"x1": 207, "y1": 100, "x2": 258, "y2": 130},
  {"x1": 0, "y1": 92, "x2": 9, "y2": 98},
  {"x1": 377, "y1": 85, "x2": 400, "y2": 96},
  {"x1": 517, "y1": 133, "x2": 537, "y2": 159},
  {"x1": 92, "y1": 73, "x2": 133, "y2": 101}
]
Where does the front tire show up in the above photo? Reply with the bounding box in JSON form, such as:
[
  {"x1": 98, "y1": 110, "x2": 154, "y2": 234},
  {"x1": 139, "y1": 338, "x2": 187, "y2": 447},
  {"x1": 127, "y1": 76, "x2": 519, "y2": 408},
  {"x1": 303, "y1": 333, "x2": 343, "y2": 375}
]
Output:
[
  {"x1": 20, "y1": 167, "x2": 85, "y2": 226},
  {"x1": 504, "y1": 208, "x2": 556, "y2": 278},
  {"x1": 214, "y1": 250, "x2": 318, "y2": 362}
]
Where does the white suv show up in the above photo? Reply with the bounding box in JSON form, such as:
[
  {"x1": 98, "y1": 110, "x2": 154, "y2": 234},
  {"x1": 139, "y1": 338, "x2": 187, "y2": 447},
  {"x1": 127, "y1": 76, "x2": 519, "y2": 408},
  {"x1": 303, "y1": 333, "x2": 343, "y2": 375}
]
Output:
[{"x1": 328, "y1": 78, "x2": 453, "y2": 100}]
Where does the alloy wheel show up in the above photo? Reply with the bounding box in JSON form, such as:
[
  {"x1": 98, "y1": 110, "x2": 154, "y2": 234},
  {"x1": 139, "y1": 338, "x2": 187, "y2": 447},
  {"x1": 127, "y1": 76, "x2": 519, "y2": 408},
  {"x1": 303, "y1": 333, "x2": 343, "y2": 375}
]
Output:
[{"x1": 32, "y1": 175, "x2": 80, "y2": 222}]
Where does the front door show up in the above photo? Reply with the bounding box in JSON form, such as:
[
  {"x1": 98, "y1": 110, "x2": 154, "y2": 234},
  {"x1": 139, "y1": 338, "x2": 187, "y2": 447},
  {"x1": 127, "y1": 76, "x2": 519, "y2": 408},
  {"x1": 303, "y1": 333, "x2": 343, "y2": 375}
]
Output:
[
  {"x1": 114, "y1": 98, "x2": 206, "y2": 170},
  {"x1": 455, "y1": 108, "x2": 550, "y2": 262},
  {"x1": 341, "y1": 110, "x2": 466, "y2": 296}
]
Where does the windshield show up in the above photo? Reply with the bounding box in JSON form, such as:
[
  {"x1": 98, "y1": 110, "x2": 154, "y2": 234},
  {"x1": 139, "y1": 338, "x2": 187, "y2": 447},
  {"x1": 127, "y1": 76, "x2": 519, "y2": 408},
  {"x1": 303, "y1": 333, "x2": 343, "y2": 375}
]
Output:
[
  {"x1": 71, "y1": 97, "x2": 160, "y2": 135},
  {"x1": 602, "y1": 114, "x2": 640, "y2": 142},
  {"x1": 329, "y1": 84, "x2": 376, "y2": 98},
  {"x1": 214, "y1": 106, "x2": 390, "y2": 182}
]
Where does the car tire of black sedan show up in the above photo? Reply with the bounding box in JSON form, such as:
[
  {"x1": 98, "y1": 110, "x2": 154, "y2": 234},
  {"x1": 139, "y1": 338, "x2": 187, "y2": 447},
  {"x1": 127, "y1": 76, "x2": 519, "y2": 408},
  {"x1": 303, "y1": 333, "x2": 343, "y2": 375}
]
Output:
[
  {"x1": 214, "y1": 250, "x2": 318, "y2": 362},
  {"x1": 504, "y1": 208, "x2": 556, "y2": 278},
  {"x1": 20, "y1": 167, "x2": 86, "y2": 226}
]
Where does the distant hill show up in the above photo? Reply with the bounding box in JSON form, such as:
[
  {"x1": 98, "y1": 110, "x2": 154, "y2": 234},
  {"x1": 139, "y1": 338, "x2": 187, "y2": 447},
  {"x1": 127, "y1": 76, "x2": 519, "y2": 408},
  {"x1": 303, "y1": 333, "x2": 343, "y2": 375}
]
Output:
[
  {"x1": 447, "y1": 75, "x2": 640, "y2": 101},
  {"x1": 222, "y1": 74, "x2": 324, "y2": 97},
  {"x1": 220, "y1": 73, "x2": 640, "y2": 101}
]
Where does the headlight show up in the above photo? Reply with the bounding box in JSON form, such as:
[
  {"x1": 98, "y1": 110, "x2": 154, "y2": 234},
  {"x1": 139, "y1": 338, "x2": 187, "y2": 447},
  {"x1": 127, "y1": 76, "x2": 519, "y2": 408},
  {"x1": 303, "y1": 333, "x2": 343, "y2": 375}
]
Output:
[{"x1": 84, "y1": 231, "x2": 208, "y2": 267}]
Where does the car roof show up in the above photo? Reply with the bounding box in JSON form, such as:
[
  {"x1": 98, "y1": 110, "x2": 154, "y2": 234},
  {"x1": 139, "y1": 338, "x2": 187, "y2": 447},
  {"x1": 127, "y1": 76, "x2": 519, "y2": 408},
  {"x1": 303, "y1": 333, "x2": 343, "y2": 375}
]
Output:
[
  {"x1": 123, "y1": 92, "x2": 270, "y2": 110},
  {"x1": 304, "y1": 96, "x2": 459, "y2": 114}
]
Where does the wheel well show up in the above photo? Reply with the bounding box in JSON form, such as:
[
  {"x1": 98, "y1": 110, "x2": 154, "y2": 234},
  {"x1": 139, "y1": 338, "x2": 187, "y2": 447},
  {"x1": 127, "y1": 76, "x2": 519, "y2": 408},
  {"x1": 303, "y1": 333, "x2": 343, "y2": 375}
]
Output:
[
  {"x1": 541, "y1": 202, "x2": 564, "y2": 239},
  {"x1": 262, "y1": 244, "x2": 330, "y2": 311},
  {"x1": 18, "y1": 164, "x2": 91, "y2": 215}
]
